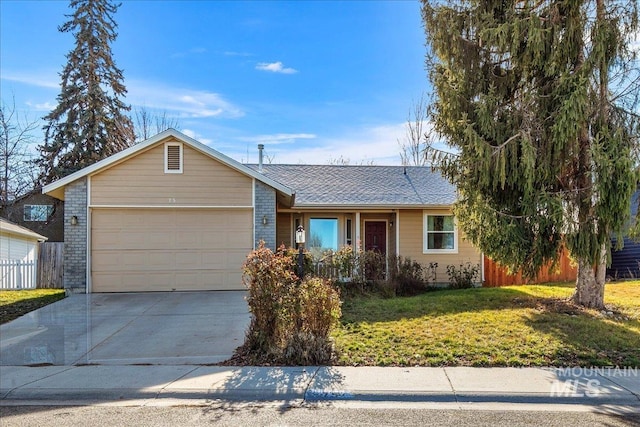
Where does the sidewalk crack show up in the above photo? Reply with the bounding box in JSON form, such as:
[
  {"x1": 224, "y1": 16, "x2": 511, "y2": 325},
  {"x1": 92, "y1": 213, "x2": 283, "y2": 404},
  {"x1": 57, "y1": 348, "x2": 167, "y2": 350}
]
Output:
[
  {"x1": 442, "y1": 367, "x2": 461, "y2": 408},
  {"x1": 597, "y1": 373, "x2": 640, "y2": 402},
  {"x1": 1, "y1": 365, "x2": 75, "y2": 399},
  {"x1": 302, "y1": 366, "x2": 320, "y2": 404}
]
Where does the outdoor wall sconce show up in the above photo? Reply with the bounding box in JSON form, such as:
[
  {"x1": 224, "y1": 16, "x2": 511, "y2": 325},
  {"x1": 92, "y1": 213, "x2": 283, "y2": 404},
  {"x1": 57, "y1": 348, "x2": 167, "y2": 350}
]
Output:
[
  {"x1": 70, "y1": 215, "x2": 79, "y2": 226},
  {"x1": 262, "y1": 215, "x2": 268, "y2": 226},
  {"x1": 390, "y1": 221, "x2": 394, "y2": 228}
]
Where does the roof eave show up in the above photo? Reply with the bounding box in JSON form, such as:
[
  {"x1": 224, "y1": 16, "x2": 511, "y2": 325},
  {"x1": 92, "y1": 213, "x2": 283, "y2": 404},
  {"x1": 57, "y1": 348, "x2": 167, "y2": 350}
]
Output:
[{"x1": 0, "y1": 222, "x2": 49, "y2": 242}]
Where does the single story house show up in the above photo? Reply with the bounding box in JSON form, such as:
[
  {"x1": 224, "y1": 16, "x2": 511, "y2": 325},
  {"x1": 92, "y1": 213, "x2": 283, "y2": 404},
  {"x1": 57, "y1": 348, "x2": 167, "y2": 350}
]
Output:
[
  {"x1": 42, "y1": 129, "x2": 482, "y2": 293},
  {"x1": 0, "y1": 218, "x2": 48, "y2": 289}
]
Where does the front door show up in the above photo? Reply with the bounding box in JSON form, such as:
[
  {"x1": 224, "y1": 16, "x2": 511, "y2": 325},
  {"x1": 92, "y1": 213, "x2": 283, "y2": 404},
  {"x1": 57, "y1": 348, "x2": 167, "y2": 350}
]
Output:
[{"x1": 364, "y1": 221, "x2": 387, "y2": 255}]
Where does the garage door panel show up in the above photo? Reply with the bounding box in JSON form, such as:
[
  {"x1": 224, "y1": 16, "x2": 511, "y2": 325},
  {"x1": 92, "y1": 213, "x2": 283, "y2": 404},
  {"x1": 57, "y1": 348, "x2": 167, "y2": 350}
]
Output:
[{"x1": 92, "y1": 208, "x2": 252, "y2": 292}]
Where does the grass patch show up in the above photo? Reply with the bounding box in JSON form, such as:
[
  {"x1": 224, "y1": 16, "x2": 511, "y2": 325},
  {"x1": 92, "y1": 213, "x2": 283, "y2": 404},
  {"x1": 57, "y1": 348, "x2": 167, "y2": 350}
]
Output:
[
  {"x1": 333, "y1": 281, "x2": 640, "y2": 367},
  {"x1": 0, "y1": 289, "x2": 66, "y2": 324}
]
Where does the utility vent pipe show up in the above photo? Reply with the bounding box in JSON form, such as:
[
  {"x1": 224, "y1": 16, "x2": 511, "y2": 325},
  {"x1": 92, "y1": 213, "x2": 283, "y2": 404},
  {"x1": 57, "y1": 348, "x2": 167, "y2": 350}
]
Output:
[{"x1": 258, "y1": 144, "x2": 264, "y2": 172}]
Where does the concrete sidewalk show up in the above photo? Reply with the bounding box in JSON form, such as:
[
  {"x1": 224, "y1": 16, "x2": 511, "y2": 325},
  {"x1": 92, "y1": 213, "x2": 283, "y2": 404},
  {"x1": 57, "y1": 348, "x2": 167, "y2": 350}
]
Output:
[{"x1": 1, "y1": 365, "x2": 638, "y2": 411}]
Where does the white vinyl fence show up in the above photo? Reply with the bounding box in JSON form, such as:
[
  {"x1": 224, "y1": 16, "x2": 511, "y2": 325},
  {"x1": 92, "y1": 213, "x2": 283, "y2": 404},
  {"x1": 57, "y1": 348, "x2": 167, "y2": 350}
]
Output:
[{"x1": 0, "y1": 259, "x2": 37, "y2": 289}]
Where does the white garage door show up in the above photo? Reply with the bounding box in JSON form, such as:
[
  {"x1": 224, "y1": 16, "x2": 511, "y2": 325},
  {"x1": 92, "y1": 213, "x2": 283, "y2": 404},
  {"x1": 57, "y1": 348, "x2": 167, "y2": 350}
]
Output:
[{"x1": 91, "y1": 208, "x2": 252, "y2": 292}]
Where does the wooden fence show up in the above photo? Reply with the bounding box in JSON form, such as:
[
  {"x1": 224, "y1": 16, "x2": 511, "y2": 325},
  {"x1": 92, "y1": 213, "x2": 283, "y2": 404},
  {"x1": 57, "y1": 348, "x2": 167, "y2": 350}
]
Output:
[
  {"x1": 483, "y1": 248, "x2": 577, "y2": 287},
  {"x1": 37, "y1": 242, "x2": 64, "y2": 289}
]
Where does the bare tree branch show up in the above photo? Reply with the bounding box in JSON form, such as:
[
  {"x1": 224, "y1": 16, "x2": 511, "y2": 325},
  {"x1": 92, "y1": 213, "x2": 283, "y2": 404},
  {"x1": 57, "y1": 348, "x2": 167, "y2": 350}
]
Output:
[
  {"x1": 398, "y1": 94, "x2": 431, "y2": 166},
  {"x1": 0, "y1": 97, "x2": 39, "y2": 206},
  {"x1": 133, "y1": 106, "x2": 181, "y2": 142}
]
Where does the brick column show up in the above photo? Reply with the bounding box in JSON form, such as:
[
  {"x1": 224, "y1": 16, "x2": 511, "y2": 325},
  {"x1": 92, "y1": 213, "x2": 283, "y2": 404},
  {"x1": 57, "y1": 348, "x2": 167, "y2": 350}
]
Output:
[
  {"x1": 254, "y1": 181, "x2": 276, "y2": 249},
  {"x1": 63, "y1": 178, "x2": 88, "y2": 294}
]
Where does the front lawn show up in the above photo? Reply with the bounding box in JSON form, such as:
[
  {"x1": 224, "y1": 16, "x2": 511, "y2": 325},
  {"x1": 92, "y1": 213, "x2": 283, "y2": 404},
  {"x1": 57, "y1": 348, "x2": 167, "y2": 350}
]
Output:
[
  {"x1": 333, "y1": 281, "x2": 640, "y2": 367},
  {"x1": 0, "y1": 289, "x2": 66, "y2": 324}
]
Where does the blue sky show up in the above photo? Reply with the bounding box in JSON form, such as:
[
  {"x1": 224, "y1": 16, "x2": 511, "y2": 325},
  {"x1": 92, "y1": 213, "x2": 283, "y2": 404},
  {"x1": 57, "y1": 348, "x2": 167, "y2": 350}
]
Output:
[{"x1": 1, "y1": 0, "x2": 429, "y2": 165}]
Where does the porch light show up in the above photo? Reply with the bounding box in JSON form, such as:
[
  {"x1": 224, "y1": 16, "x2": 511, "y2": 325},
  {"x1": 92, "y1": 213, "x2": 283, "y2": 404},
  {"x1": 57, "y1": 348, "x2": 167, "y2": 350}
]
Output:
[
  {"x1": 295, "y1": 225, "x2": 305, "y2": 280},
  {"x1": 295, "y1": 225, "x2": 305, "y2": 245},
  {"x1": 70, "y1": 215, "x2": 79, "y2": 226}
]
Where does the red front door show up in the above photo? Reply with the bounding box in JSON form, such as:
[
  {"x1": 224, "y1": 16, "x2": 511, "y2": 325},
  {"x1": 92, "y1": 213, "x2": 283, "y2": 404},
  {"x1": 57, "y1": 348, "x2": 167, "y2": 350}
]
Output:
[{"x1": 364, "y1": 221, "x2": 387, "y2": 254}]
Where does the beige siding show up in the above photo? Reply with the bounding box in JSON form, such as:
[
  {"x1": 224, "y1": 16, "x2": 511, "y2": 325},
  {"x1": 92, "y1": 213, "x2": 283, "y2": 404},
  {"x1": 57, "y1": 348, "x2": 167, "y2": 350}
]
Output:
[
  {"x1": 276, "y1": 212, "x2": 292, "y2": 247},
  {"x1": 91, "y1": 208, "x2": 252, "y2": 292},
  {"x1": 90, "y1": 139, "x2": 252, "y2": 206},
  {"x1": 398, "y1": 209, "x2": 482, "y2": 281}
]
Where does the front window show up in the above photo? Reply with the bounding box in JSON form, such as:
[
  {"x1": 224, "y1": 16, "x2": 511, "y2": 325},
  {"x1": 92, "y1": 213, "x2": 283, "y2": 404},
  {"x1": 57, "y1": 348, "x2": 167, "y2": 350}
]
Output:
[
  {"x1": 308, "y1": 218, "x2": 338, "y2": 257},
  {"x1": 424, "y1": 214, "x2": 457, "y2": 253},
  {"x1": 24, "y1": 205, "x2": 53, "y2": 222}
]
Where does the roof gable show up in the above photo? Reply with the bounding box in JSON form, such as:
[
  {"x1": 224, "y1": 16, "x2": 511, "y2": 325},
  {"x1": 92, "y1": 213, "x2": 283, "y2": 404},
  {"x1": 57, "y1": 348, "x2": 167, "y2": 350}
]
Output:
[{"x1": 42, "y1": 129, "x2": 293, "y2": 200}]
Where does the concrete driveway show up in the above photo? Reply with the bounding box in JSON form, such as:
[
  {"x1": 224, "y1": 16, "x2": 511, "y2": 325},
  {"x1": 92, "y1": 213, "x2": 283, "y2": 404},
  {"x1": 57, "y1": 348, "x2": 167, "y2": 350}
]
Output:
[{"x1": 0, "y1": 291, "x2": 250, "y2": 366}]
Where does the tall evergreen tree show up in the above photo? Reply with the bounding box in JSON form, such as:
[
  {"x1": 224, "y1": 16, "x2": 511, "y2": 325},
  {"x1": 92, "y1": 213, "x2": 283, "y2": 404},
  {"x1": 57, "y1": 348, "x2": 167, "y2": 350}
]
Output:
[
  {"x1": 422, "y1": 0, "x2": 639, "y2": 308},
  {"x1": 37, "y1": 0, "x2": 134, "y2": 184}
]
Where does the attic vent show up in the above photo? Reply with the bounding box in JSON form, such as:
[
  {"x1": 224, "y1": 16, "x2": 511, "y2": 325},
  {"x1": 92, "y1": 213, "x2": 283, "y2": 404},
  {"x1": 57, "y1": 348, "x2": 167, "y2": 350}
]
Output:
[{"x1": 165, "y1": 143, "x2": 183, "y2": 173}]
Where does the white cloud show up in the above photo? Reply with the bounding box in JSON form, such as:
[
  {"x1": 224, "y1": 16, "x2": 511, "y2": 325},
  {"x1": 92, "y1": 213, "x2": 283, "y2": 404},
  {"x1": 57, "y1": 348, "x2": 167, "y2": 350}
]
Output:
[
  {"x1": 25, "y1": 101, "x2": 56, "y2": 111},
  {"x1": 127, "y1": 79, "x2": 244, "y2": 119},
  {"x1": 255, "y1": 61, "x2": 298, "y2": 74},
  {"x1": 239, "y1": 133, "x2": 316, "y2": 145},
  {"x1": 226, "y1": 123, "x2": 408, "y2": 165},
  {"x1": 1, "y1": 72, "x2": 59, "y2": 89},
  {"x1": 181, "y1": 128, "x2": 213, "y2": 145},
  {"x1": 171, "y1": 47, "x2": 207, "y2": 58},
  {"x1": 223, "y1": 51, "x2": 253, "y2": 57}
]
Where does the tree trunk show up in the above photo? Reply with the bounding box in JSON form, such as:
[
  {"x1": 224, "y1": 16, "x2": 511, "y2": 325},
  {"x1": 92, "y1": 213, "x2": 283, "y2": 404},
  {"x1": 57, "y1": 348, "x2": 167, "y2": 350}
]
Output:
[{"x1": 573, "y1": 245, "x2": 607, "y2": 309}]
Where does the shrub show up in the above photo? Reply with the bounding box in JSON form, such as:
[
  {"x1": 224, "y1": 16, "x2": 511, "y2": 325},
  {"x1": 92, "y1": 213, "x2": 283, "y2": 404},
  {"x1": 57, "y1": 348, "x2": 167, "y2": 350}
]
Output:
[
  {"x1": 358, "y1": 250, "x2": 387, "y2": 290},
  {"x1": 390, "y1": 256, "x2": 427, "y2": 296},
  {"x1": 242, "y1": 242, "x2": 297, "y2": 357},
  {"x1": 283, "y1": 276, "x2": 342, "y2": 364},
  {"x1": 241, "y1": 242, "x2": 341, "y2": 365},
  {"x1": 446, "y1": 262, "x2": 480, "y2": 289},
  {"x1": 426, "y1": 262, "x2": 438, "y2": 284},
  {"x1": 334, "y1": 245, "x2": 357, "y2": 279},
  {"x1": 280, "y1": 245, "x2": 314, "y2": 277}
]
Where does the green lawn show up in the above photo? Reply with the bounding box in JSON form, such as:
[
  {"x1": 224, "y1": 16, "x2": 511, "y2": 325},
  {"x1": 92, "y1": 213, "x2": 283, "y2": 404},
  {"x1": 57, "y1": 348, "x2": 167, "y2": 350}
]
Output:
[
  {"x1": 0, "y1": 289, "x2": 66, "y2": 324},
  {"x1": 333, "y1": 281, "x2": 640, "y2": 367}
]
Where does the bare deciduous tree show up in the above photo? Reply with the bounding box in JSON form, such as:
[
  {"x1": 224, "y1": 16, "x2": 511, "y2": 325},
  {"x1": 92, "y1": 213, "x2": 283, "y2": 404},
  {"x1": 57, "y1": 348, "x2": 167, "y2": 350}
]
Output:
[
  {"x1": 398, "y1": 94, "x2": 431, "y2": 166},
  {"x1": 327, "y1": 156, "x2": 375, "y2": 166},
  {"x1": 0, "y1": 98, "x2": 38, "y2": 206},
  {"x1": 133, "y1": 106, "x2": 181, "y2": 142}
]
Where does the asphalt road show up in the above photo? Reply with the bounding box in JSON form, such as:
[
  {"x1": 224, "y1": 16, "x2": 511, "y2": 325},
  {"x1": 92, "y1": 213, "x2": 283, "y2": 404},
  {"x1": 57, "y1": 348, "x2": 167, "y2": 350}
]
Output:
[{"x1": 1, "y1": 405, "x2": 639, "y2": 427}]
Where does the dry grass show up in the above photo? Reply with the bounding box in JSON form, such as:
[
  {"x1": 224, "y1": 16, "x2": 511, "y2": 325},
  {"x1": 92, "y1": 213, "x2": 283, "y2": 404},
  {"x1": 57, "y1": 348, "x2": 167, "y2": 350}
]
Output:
[{"x1": 334, "y1": 281, "x2": 640, "y2": 367}]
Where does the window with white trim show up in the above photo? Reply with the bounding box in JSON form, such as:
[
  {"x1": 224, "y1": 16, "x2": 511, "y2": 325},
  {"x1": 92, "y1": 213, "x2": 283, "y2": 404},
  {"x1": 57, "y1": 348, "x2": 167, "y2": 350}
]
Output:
[
  {"x1": 24, "y1": 205, "x2": 53, "y2": 222},
  {"x1": 424, "y1": 214, "x2": 457, "y2": 253},
  {"x1": 164, "y1": 143, "x2": 183, "y2": 173}
]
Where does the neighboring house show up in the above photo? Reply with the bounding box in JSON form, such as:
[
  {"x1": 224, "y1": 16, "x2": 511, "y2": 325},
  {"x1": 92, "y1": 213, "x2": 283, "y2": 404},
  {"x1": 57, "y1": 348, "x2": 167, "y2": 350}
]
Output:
[
  {"x1": 0, "y1": 189, "x2": 65, "y2": 242},
  {"x1": 608, "y1": 189, "x2": 640, "y2": 279},
  {"x1": 42, "y1": 129, "x2": 482, "y2": 294},
  {"x1": 0, "y1": 218, "x2": 48, "y2": 289}
]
